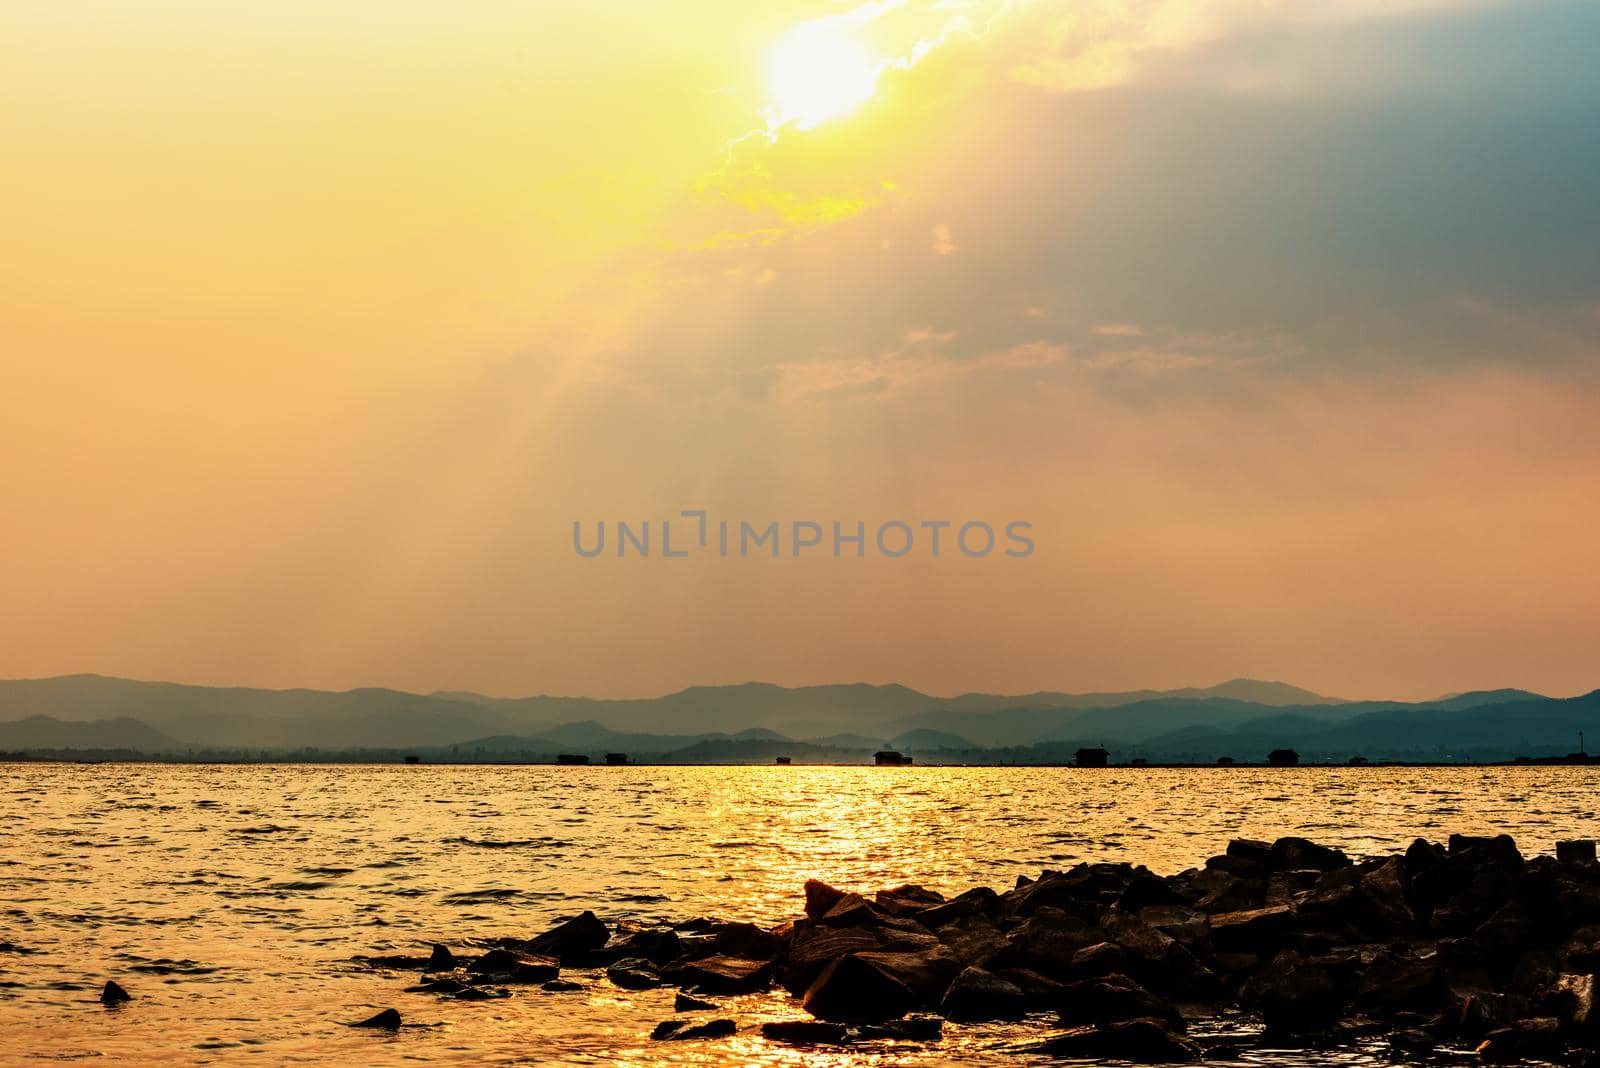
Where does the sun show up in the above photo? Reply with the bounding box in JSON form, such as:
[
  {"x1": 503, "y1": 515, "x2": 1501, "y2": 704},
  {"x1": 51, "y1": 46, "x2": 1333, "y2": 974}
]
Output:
[{"x1": 767, "y1": 23, "x2": 880, "y2": 130}]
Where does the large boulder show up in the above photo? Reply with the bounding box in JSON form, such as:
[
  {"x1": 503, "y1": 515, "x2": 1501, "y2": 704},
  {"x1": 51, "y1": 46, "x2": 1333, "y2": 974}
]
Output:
[
  {"x1": 917, "y1": 886, "x2": 1000, "y2": 928},
  {"x1": 875, "y1": 885, "x2": 945, "y2": 915},
  {"x1": 1209, "y1": 905, "x2": 1296, "y2": 956},
  {"x1": 517, "y1": 911, "x2": 609, "y2": 964},
  {"x1": 782, "y1": 918, "x2": 939, "y2": 995},
  {"x1": 605, "y1": 957, "x2": 663, "y2": 990},
  {"x1": 1270, "y1": 837, "x2": 1350, "y2": 872},
  {"x1": 711, "y1": 922, "x2": 783, "y2": 962},
  {"x1": 801, "y1": 954, "x2": 917, "y2": 1023},
  {"x1": 984, "y1": 906, "x2": 1105, "y2": 979},
  {"x1": 804, "y1": 879, "x2": 848, "y2": 919},
  {"x1": 938, "y1": 966, "x2": 1027, "y2": 1021},
  {"x1": 670, "y1": 955, "x2": 773, "y2": 995},
  {"x1": 466, "y1": 948, "x2": 560, "y2": 983},
  {"x1": 1241, "y1": 951, "x2": 1344, "y2": 1035},
  {"x1": 853, "y1": 946, "x2": 962, "y2": 1004},
  {"x1": 1057, "y1": 973, "x2": 1183, "y2": 1031},
  {"x1": 933, "y1": 913, "x2": 1007, "y2": 966}
]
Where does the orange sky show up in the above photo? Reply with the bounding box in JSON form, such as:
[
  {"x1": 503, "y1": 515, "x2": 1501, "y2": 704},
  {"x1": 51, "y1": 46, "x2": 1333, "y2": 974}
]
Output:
[{"x1": 3, "y1": 0, "x2": 1598, "y2": 700}]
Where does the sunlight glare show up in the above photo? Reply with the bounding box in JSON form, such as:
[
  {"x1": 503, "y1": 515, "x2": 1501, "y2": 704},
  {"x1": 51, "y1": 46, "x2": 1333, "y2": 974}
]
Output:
[{"x1": 767, "y1": 23, "x2": 880, "y2": 130}]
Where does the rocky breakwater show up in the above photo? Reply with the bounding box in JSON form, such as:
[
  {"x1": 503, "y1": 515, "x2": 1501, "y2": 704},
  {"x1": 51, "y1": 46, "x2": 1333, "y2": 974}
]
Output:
[{"x1": 355, "y1": 834, "x2": 1600, "y2": 1063}]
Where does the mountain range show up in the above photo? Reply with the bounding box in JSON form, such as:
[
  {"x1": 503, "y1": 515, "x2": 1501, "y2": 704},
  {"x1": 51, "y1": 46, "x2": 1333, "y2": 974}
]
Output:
[{"x1": 0, "y1": 674, "x2": 1593, "y2": 763}]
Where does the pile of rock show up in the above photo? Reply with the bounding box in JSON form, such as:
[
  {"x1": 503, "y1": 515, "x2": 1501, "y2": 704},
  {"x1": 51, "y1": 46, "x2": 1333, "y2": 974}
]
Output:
[{"x1": 364, "y1": 833, "x2": 1600, "y2": 1063}]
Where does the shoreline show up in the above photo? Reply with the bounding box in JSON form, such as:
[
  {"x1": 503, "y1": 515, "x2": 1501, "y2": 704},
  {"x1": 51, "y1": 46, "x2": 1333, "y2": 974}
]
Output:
[{"x1": 339, "y1": 832, "x2": 1600, "y2": 1063}]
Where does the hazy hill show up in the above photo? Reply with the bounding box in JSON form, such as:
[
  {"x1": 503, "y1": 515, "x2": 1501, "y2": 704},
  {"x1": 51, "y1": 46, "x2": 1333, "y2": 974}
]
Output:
[{"x1": 0, "y1": 715, "x2": 178, "y2": 752}]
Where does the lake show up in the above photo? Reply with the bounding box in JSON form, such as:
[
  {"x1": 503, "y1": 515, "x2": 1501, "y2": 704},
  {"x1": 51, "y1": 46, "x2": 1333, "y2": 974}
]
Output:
[{"x1": 3, "y1": 762, "x2": 1597, "y2": 1064}]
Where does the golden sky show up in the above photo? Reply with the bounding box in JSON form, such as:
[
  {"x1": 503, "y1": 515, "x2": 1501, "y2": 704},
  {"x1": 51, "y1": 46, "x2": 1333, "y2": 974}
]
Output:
[{"x1": 3, "y1": 0, "x2": 1598, "y2": 700}]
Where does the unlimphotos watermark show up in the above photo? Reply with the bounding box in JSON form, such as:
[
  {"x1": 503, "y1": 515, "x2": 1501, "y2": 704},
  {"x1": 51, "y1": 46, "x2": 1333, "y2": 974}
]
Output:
[{"x1": 572, "y1": 512, "x2": 1033, "y2": 559}]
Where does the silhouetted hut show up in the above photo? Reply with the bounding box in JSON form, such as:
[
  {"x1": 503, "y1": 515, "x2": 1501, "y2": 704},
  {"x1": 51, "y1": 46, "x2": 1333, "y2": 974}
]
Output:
[
  {"x1": 1216, "y1": 756, "x2": 1235, "y2": 766},
  {"x1": 874, "y1": 750, "x2": 912, "y2": 766},
  {"x1": 556, "y1": 753, "x2": 589, "y2": 765},
  {"x1": 775, "y1": 756, "x2": 791, "y2": 765},
  {"x1": 605, "y1": 753, "x2": 628, "y2": 765},
  {"x1": 1267, "y1": 748, "x2": 1299, "y2": 766},
  {"x1": 403, "y1": 755, "x2": 420, "y2": 765},
  {"x1": 1075, "y1": 747, "x2": 1109, "y2": 768}
]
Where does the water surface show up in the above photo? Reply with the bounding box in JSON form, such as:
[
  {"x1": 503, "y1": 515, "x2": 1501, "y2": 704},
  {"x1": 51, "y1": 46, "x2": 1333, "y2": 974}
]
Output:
[{"x1": 2, "y1": 763, "x2": 1595, "y2": 1064}]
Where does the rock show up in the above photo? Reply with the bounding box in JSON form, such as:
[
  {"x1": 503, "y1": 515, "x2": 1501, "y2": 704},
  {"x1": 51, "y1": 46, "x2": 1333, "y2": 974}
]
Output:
[
  {"x1": 1209, "y1": 905, "x2": 1295, "y2": 955},
  {"x1": 875, "y1": 885, "x2": 945, "y2": 915},
  {"x1": 672, "y1": 954, "x2": 773, "y2": 995},
  {"x1": 802, "y1": 954, "x2": 917, "y2": 1023},
  {"x1": 1540, "y1": 972, "x2": 1598, "y2": 1033},
  {"x1": 520, "y1": 910, "x2": 609, "y2": 963},
  {"x1": 760, "y1": 1020, "x2": 850, "y2": 1045},
  {"x1": 1557, "y1": 840, "x2": 1597, "y2": 865},
  {"x1": 984, "y1": 906, "x2": 1105, "y2": 979},
  {"x1": 100, "y1": 980, "x2": 132, "y2": 1006},
  {"x1": 851, "y1": 1014, "x2": 944, "y2": 1041},
  {"x1": 1226, "y1": 839, "x2": 1274, "y2": 866},
  {"x1": 1475, "y1": 1016, "x2": 1561, "y2": 1061},
  {"x1": 993, "y1": 966, "x2": 1070, "y2": 1007},
  {"x1": 425, "y1": 944, "x2": 455, "y2": 972},
  {"x1": 651, "y1": 1018, "x2": 737, "y2": 1041},
  {"x1": 1270, "y1": 837, "x2": 1350, "y2": 872},
  {"x1": 351, "y1": 1008, "x2": 402, "y2": 1029},
  {"x1": 853, "y1": 946, "x2": 962, "y2": 1003},
  {"x1": 452, "y1": 986, "x2": 505, "y2": 1000},
  {"x1": 1354, "y1": 950, "x2": 1443, "y2": 1014},
  {"x1": 938, "y1": 966, "x2": 1026, "y2": 1021},
  {"x1": 1058, "y1": 973, "x2": 1183, "y2": 1031},
  {"x1": 804, "y1": 879, "x2": 848, "y2": 919},
  {"x1": 783, "y1": 919, "x2": 938, "y2": 994},
  {"x1": 542, "y1": 979, "x2": 584, "y2": 992},
  {"x1": 605, "y1": 957, "x2": 663, "y2": 990},
  {"x1": 917, "y1": 886, "x2": 1000, "y2": 928},
  {"x1": 466, "y1": 948, "x2": 560, "y2": 983},
  {"x1": 1070, "y1": 941, "x2": 1135, "y2": 978},
  {"x1": 934, "y1": 913, "x2": 1007, "y2": 966},
  {"x1": 1035, "y1": 1018, "x2": 1199, "y2": 1063},
  {"x1": 1389, "y1": 1027, "x2": 1436, "y2": 1054},
  {"x1": 1241, "y1": 951, "x2": 1343, "y2": 1035},
  {"x1": 712, "y1": 922, "x2": 782, "y2": 961},
  {"x1": 674, "y1": 992, "x2": 716, "y2": 1011},
  {"x1": 819, "y1": 893, "x2": 886, "y2": 927},
  {"x1": 405, "y1": 976, "x2": 468, "y2": 994},
  {"x1": 602, "y1": 926, "x2": 683, "y2": 965}
]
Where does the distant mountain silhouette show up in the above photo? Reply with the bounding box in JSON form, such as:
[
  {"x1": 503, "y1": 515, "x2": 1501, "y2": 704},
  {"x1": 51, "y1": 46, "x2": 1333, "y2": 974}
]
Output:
[{"x1": 2, "y1": 673, "x2": 1591, "y2": 763}]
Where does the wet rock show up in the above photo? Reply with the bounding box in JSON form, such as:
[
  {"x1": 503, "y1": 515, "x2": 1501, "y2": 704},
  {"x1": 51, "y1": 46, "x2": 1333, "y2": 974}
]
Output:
[
  {"x1": 1209, "y1": 904, "x2": 1295, "y2": 955},
  {"x1": 1557, "y1": 840, "x2": 1597, "y2": 866},
  {"x1": 853, "y1": 946, "x2": 962, "y2": 1003},
  {"x1": 875, "y1": 884, "x2": 945, "y2": 915},
  {"x1": 804, "y1": 879, "x2": 848, "y2": 919},
  {"x1": 541, "y1": 979, "x2": 584, "y2": 992},
  {"x1": 605, "y1": 957, "x2": 663, "y2": 990},
  {"x1": 1136, "y1": 905, "x2": 1212, "y2": 956},
  {"x1": 674, "y1": 992, "x2": 716, "y2": 1012},
  {"x1": 422, "y1": 943, "x2": 455, "y2": 972},
  {"x1": 712, "y1": 921, "x2": 782, "y2": 961},
  {"x1": 1354, "y1": 950, "x2": 1443, "y2": 1014},
  {"x1": 917, "y1": 886, "x2": 1000, "y2": 928},
  {"x1": 984, "y1": 906, "x2": 1105, "y2": 979},
  {"x1": 519, "y1": 910, "x2": 609, "y2": 964},
  {"x1": 819, "y1": 893, "x2": 887, "y2": 927},
  {"x1": 852, "y1": 1014, "x2": 944, "y2": 1041},
  {"x1": 671, "y1": 954, "x2": 773, "y2": 995},
  {"x1": 600, "y1": 926, "x2": 683, "y2": 966},
  {"x1": 993, "y1": 966, "x2": 1069, "y2": 1007},
  {"x1": 1035, "y1": 1017, "x2": 1199, "y2": 1063},
  {"x1": 1271, "y1": 837, "x2": 1350, "y2": 872},
  {"x1": 1226, "y1": 839, "x2": 1275, "y2": 867},
  {"x1": 760, "y1": 1019, "x2": 850, "y2": 1045},
  {"x1": 100, "y1": 980, "x2": 131, "y2": 1006},
  {"x1": 783, "y1": 918, "x2": 938, "y2": 994},
  {"x1": 452, "y1": 986, "x2": 506, "y2": 1000},
  {"x1": 1057, "y1": 973, "x2": 1183, "y2": 1031},
  {"x1": 1558, "y1": 925, "x2": 1600, "y2": 973},
  {"x1": 1070, "y1": 941, "x2": 1135, "y2": 978},
  {"x1": 1388, "y1": 1027, "x2": 1436, "y2": 1054},
  {"x1": 939, "y1": 965, "x2": 1026, "y2": 1021},
  {"x1": 404, "y1": 976, "x2": 468, "y2": 994},
  {"x1": 351, "y1": 1008, "x2": 401, "y2": 1029},
  {"x1": 466, "y1": 948, "x2": 559, "y2": 983},
  {"x1": 651, "y1": 1018, "x2": 737, "y2": 1041},
  {"x1": 802, "y1": 954, "x2": 917, "y2": 1023},
  {"x1": 1241, "y1": 951, "x2": 1343, "y2": 1035},
  {"x1": 1476, "y1": 1016, "x2": 1561, "y2": 1061},
  {"x1": 1539, "y1": 972, "x2": 1598, "y2": 1033},
  {"x1": 934, "y1": 913, "x2": 1007, "y2": 966}
]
